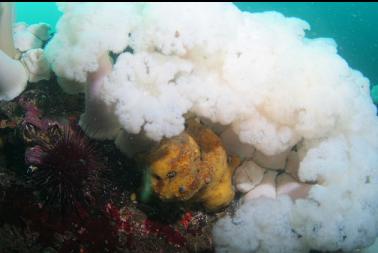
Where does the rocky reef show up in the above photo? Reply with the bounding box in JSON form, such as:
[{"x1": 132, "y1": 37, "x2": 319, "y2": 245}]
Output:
[{"x1": 0, "y1": 78, "x2": 218, "y2": 253}]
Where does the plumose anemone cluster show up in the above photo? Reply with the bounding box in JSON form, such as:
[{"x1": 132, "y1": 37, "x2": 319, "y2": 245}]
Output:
[
  {"x1": 44, "y1": 3, "x2": 378, "y2": 252},
  {"x1": 0, "y1": 2, "x2": 51, "y2": 101},
  {"x1": 1, "y1": 2, "x2": 376, "y2": 253}
]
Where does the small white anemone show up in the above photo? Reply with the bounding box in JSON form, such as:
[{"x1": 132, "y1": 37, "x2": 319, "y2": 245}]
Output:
[
  {"x1": 0, "y1": 3, "x2": 51, "y2": 101},
  {"x1": 21, "y1": 48, "x2": 50, "y2": 83},
  {"x1": 14, "y1": 22, "x2": 51, "y2": 52}
]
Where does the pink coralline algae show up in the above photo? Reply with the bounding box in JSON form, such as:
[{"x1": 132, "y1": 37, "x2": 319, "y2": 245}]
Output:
[
  {"x1": 18, "y1": 97, "x2": 49, "y2": 131},
  {"x1": 105, "y1": 202, "x2": 188, "y2": 249}
]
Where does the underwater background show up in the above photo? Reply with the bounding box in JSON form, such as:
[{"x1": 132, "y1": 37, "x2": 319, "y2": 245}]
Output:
[
  {"x1": 0, "y1": 2, "x2": 376, "y2": 252},
  {"x1": 15, "y1": 2, "x2": 378, "y2": 86}
]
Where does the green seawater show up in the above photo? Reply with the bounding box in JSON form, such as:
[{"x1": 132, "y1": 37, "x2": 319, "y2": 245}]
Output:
[{"x1": 15, "y1": 2, "x2": 378, "y2": 85}]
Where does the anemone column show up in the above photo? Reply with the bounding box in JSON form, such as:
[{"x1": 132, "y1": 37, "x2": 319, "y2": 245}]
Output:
[
  {"x1": 79, "y1": 53, "x2": 122, "y2": 140},
  {"x1": 0, "y1": 2, "x2": 28, "y2": 101}
]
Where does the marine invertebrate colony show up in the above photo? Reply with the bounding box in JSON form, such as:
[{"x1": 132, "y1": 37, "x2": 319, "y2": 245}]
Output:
[
  {"x1": 25, "y1": 124, "x2": 103, "y2": 215},
  {"x1": 0, "y1": 3, "x2": 51, "y2": 101},
  {"x1": 45, "y1": 3, "x2": 378, "y2": 253},
  {"x1": 0, "y1": 3, "x2": 27, "y2": 101}
]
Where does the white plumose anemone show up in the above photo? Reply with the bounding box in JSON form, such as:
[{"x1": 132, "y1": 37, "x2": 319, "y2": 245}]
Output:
[
  {"x1": 45, "y1": 3, "x2": 378, "y2": 252},
  {"x1": 0, "y1": 3, "x2": 51, "y2": 101}
]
